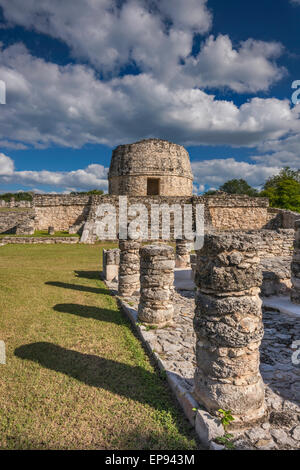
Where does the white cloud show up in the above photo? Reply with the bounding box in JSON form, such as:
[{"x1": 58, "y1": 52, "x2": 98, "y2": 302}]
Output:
[
  {"x1": 0, "y1": 43, "x2": 298, "y2": 150},
  {"x1": 184, "y1": 35, "x2": 286, "y2": 93},
  {"x1": 0, "y1": 0, "x2": 207, "y2": 78},
  {"x1": 0, "y1": 0, "x2": 286, "y2": 94},
  {"x1": 192, "y1": 158, "x2": 280, "y2": 189},
  {"x1": 0, "y1": 152, "x2": 14, "y2": 175},
  {"x1": 0, "y1": 153, "x2": 108, "y2": 191}
]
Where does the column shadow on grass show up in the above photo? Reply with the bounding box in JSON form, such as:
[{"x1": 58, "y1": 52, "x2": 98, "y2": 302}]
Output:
[
  {"x1": 45, "y1": 281, "x2": 108, "y2": 295},
  {"x1": 14, "y1": 342, "x2": 183, "y2": 418},
  {"x1": 53, "y1": 303, "x2": 124, "y2": 325},
  {"x1": 74, "y1": 270, "x2": 102, "y2": 280}
]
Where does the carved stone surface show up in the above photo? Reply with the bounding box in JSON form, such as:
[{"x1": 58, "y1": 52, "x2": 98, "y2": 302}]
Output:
[
  {"x1": 193, "y1": 232, "x2": 266, "y2": 427},
  {"x1": 138, "y1": 244, "x2": 175, "y2": 326}
]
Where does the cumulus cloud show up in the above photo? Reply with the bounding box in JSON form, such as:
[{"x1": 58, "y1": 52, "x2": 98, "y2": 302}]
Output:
[
  {"x1": 0, "y1": 43, "x2": 298, "y2": 150},
  {"x1": 0, "y1": 0, "x2": 298, "y2": 193},
  {"x1": 0, "y1": 152, "x2": 14, "y2": 175},
  {"x1": 184, "y1": 35, "x2": 286, "y2": 93},
  {"x1": 0, "y1": 0, "x2": 208, "y2": 78},
  {"x1": 0, "y1": 153, "x2": 108, "y2": 191},
  {"x1": 0, "y1": 0, "x2": 286, "y2": 93},
  {"x1": 192, "y1": 158, "x2": 280, "y2": 191}
]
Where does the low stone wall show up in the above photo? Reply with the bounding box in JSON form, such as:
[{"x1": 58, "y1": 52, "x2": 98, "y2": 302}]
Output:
[
  {"x1": 249, "y1": 229, "x2": 295, "y2": 258},
  {"x1": 33, "y1": 194, "x2": 91, "y2": 232},
  {"x1": 260, "y1": 257, "x2": 292, "y2": 297},
  {"x1": 2, "y1": 193, "x2": 297, "y2": 242},
  {"x1": 82, "y1": 194, "x2": 270, "y2": 243},
  {"x1": 204, "y1": 194, "x2": 269, "y2": 231},
  {"x1": 0, "y1": 199, "x2": 32, "y2": 208},
  {"x1": 0, "y1": 208, "x2": 35, "y2": 234},
  {"x1": 266, "y1": 208, "x2": 300, "y2": 230},
  {"x1": 291, "y1": 220, "x2": 300, "y2": 304},
  {"x1": 0, "y1": 236, "x2": 79, "y2": 244}
]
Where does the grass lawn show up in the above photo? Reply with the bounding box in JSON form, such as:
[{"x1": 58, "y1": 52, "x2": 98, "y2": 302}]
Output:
[{"x1": 0, "y1": 244, "x2": 197, "y2": 450}]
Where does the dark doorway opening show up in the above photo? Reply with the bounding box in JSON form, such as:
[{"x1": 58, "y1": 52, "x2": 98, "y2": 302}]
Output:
[{"x1": 147, "y1": 178, "x2": 160, "y2": 195}]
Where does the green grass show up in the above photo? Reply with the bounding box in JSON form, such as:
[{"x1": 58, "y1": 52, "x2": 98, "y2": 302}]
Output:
[{"x1": 0, "y1": 244, "x2": 197, "y2": 450}]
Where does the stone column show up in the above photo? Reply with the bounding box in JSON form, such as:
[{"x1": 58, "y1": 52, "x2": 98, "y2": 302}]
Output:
[
  {"x1": 138, "y1": 245, "x2": 175, "y2": 327},
  {"x1": 103, "y1": 248, "x2": 120, "y2": 282},
  {"x1": 193, "y1": 232, "x2": 266, "y2": 427},
  {"x1": 118, "y1": 240, "x2": 140, "y2": 297},
  {"x1": 291, "y1": 220, "x2": 300, "y2": 304},
  {"x1": 175, "y1": 239, "x2": 191, "y2": 268},
  {"x1": 48, "y1": 226, "x2": 55, "y2": 235}
]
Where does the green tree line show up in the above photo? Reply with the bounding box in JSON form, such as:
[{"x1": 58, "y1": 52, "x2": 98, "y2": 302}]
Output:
[{"x1": 205, "y1": 167, "x2": 300, "y2": 213}]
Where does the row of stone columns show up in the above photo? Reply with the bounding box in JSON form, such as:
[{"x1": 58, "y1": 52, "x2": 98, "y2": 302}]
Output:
[{"x1": 113, "y1": 234, "x2": 268, "y2": 427}]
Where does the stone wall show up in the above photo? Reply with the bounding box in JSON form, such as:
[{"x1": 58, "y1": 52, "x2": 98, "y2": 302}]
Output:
[
  {"x1": 0, "y1": 199, "x2": 32, "y2": 208},
  {"x1": 248, "y1": 229, "x2": 295, "y2": 258},
  {"x1": 0, "y1": 236, "x2": 79, "y2": 244},
  {"x1": 109, "y1": 174, "x2": 193, "y2": 197},
  {"x1": 81, "y1": 194, "x2": 271, "y2": 243},
  {"x1": 265, "y1": 208, "x2": 300, "y2": 230},
  {"x1": 1, "y1": 192, "x2": 297, "y2": 242},
  {"x1": 204, "y1": 194, "x2": 269, "y2": 231},
  {"x1": 260, "y1": 257, "x2": 292, "y2": 297},
  {"x1": 0, "y1": 208, "x2": 35, "y2": 234},
  {"x1": 33, "y1": 194, "x2": 91, "y2": 231}
]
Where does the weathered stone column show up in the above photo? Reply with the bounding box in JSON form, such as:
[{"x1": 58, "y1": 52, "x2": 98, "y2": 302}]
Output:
[
  {"x1": 103, "y1": 248, "x2": 120, "y2": 281},
  {"x1": 193, "y1": 232, "x2": 266, "y2": 427},
  {"x1": 138, "y1": 245, "x2": 175, "y2": 327},
  {"x1": 175, "y1": 239, "x2": 191, "y2": 268},
  {"x1": 291, "y1": 220, "x2": 300, "y2": 304},
  {"x1": 48, "y1": 226, "x2": 55, "y2": 235},
  {"x1": 118, "y1": 240, "x2": 140, "y2": 297}
]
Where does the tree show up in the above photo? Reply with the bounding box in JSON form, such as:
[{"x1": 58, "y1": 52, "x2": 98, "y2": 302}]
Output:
[
  {"x1": 0, "y1": 192, "x2": 33, "y2": 202},
  {"x1": 219, "y1": 179, "x2": 258, "y2": 197},
  {"x1": 70, "y1": 189, "x2": 104, "y2": 195},
  {"x1": 263, "y1": 167, "x2": 300, "y2": 189},
  {"x1": 260, "y1": 168, "x2": 300, "y2": 212}
]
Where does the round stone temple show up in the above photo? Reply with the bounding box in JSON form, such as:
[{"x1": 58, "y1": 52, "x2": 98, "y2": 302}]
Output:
[{"x1": 108, "y1": 138, "x2": 193, "y2": 196}]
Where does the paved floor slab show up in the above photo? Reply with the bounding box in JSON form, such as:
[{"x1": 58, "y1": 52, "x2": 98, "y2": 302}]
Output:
[{"x1": 263, "y1": 296, "x2": 300, "y2": 318}]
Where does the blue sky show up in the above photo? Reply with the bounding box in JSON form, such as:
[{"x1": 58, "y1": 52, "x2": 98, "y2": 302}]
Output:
[{"x1": 0, "y1": 0, "x2": 299, "y2": 194}]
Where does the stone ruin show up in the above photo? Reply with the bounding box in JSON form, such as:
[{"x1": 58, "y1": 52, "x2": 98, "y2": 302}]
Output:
[
  {"x1": 108, "y1": 138, "x2": 193, "y2": 196},
  {"x1": 100, "y1": 224, "x2": 300, "y2": 449},
  {"x1": 291, "y1": 220, "x2": 300, "y2": 304}
]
